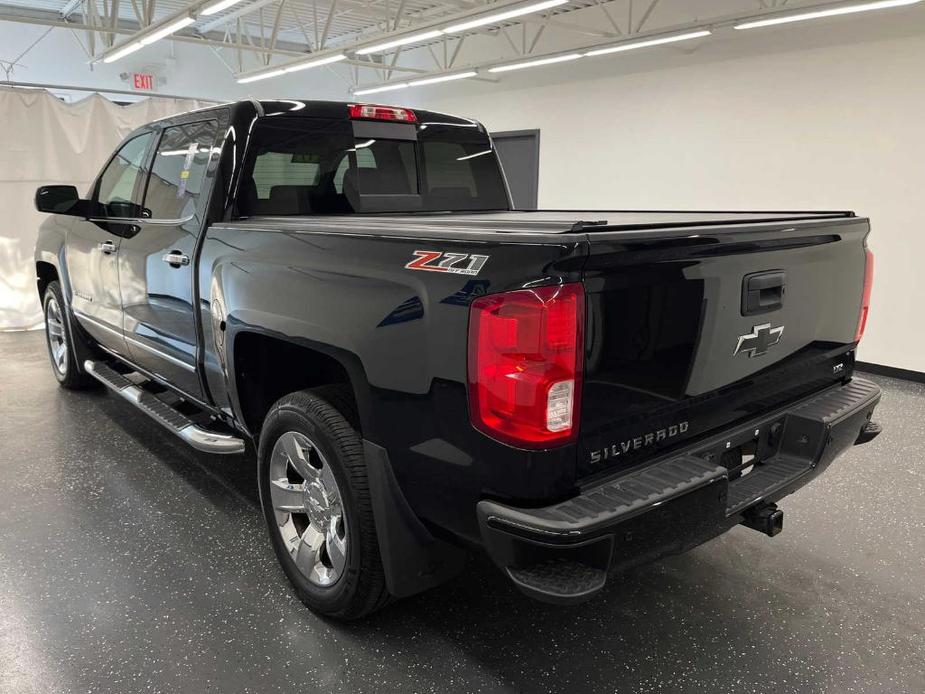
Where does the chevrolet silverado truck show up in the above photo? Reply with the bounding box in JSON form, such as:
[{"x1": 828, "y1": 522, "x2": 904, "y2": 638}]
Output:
[{"x1": 33, "y1": 99, "x2": 882, "y2": 618}]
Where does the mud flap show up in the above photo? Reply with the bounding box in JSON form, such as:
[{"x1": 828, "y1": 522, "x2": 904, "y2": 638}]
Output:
[{"x1": 363, "y1": 440, "x2": 467, "y2": 598}]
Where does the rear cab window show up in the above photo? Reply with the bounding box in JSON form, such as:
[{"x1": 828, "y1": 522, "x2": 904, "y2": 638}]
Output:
[{"x1": 239, "y1": 114, "x2": 509, "y2": 216}]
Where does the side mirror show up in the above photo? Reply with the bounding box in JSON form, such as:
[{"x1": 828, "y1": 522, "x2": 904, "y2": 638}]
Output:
[{"x1": 35, "y1": 185, "x2": 89, "y2": 217}]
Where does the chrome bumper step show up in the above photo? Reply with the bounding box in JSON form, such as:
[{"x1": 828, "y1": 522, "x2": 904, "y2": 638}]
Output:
[{"x1": 84, "y1": 360, "x2": 245, "y2": 455}]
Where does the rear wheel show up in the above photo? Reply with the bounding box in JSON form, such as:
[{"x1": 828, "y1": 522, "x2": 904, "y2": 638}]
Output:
[
  {"x1": 257, "y1": 386, "x2": 390, "y2": 619},
  {"x1": 43, "y1": 281, "x2": 95, "y2": 390}
]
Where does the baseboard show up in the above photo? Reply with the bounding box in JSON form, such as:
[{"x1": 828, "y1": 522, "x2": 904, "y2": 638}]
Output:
[{"x1": 856, "y1": 361, "x2": 925, "y2": 385}]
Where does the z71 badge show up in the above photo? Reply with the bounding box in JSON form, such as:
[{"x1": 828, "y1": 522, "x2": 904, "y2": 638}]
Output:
[{"x1": 405, "y1": 250, "x2": 489, "y2": 276}]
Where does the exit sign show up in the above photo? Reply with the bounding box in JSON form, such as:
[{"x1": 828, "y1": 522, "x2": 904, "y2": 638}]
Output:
[{"x1": 132, "y1": 73, "x2": 156, "y2": 91}]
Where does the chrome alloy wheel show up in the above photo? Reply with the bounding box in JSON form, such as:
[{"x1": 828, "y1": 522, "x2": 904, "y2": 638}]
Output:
[
  {"x1": 45, "y1": 295, "x2": 68, "y2": 376},
  {"x1": 269, "y1": 431, "x2": 348, "y2": 587}
]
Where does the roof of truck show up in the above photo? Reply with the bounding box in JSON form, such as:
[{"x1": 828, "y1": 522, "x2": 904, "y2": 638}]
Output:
[{"x1": 155, "y1": 99, "x2": 480, "y2": 128}]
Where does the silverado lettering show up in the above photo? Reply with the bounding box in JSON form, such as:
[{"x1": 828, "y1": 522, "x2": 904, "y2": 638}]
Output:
[{"x1": 590, "y1": 422, "x2": 690, "y2": 464}]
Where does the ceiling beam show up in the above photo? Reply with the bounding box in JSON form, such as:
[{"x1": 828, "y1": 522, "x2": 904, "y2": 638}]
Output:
[
  {"x1": 59, "y1": 0, "x2": 83, "y2": 19},
  {"x1": 348, "y1": 0, "x2": 875, "y2": 93},
  {"x1": 0, "y1": 7, "x2": 310, "y2": 58}
]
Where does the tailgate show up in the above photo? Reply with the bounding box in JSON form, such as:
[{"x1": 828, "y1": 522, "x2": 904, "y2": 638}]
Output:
[{"x1": 578, "y1": 216, "x2": 870, "y2": 479}]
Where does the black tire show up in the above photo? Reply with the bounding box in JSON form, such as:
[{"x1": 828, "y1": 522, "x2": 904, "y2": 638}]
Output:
[
  {"x1": 257, "y1": 386, "x2": 391, "y2": 619},
  {"x1": 42, "y1": 280, "x2": 96, "y2": 390}
]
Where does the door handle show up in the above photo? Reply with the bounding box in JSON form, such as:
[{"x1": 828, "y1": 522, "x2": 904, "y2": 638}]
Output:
[
  {"x1": 99, "y1": 240, "x2": 117, "y2": 254},
  {"x1": 161, "y1": 251, "x2": 190, "y2": 267},
  {"x1": 742, "y1": 270, "x2": 785, "y2": 316}
]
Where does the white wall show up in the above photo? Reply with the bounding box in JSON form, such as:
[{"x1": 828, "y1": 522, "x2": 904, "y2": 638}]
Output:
[{"x1": 407, "y1": 22, "x2": 925, "y2": 373}]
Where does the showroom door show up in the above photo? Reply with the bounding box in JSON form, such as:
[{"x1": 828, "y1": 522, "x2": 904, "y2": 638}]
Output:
[
  {"x1": 67, "y1": 131, "x2": 156, "y2": 358},
  {"x1": 118, "y1": 119, "x2": 219, "y2": 398},
  {"x1": 491, "y1": 130, "x2": 539, "y2": 209}
]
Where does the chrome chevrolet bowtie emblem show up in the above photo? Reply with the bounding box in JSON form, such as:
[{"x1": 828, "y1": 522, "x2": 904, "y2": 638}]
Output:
[{"x1": 734, "y1": 323, "x2": 784, "y2": 358}]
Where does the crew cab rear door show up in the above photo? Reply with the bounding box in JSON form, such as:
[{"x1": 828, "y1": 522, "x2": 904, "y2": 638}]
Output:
[
  {"x1": 578, "y1": 216, "x2": 870, "y2": 479},
  {"x1": 117, "y1": 117, "x2": 221, "y2": 398}
]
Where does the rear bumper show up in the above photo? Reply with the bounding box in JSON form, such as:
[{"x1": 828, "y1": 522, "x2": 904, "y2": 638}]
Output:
[{"x1": 476, "y1": 377, "x2": 881, "y2": 604}]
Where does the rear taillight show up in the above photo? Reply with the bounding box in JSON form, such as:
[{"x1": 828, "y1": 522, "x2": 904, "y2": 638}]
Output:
[
  {"x1": 855, "y1": 248, "x2": 874, "y2": 342},
  {"x1": 348, "y1": 103, "x2": 417, "y2": 123},
  {"x1": 467, "y1": 283, "x2": 584, "y2": 449}
]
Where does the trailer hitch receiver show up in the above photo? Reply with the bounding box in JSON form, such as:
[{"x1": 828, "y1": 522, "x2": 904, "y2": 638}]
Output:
[{"x1": 742, "y1": 503, "x2": 784, "y2": 537}]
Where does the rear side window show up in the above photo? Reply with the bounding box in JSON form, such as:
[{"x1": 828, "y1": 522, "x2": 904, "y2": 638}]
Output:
[
  {"x1": 144, "y1": 121, "x2": 218, "y2": 220},
  {"x1": 96, "y1": 132, "x2": 155, "y2": 213}
]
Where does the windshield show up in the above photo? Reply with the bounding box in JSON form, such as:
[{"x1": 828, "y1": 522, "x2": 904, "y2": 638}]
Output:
[{"x1": 238, "y1": 117, "x2": 510, "y2": 216}]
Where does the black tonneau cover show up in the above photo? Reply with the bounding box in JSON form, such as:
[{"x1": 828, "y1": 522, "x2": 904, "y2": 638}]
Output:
[{"x1": 233, "y1": 209, "x2": 854, "y2": 236}]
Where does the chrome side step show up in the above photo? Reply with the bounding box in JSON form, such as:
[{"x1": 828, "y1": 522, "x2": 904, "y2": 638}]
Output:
[{"x1": 84, "y1": 360, "x2": 246, "y2": 455}]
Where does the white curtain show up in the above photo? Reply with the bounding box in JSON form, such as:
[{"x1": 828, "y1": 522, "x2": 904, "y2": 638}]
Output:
[{"x1": 0, "y1": 87, "x2": 210, "y2": 330}]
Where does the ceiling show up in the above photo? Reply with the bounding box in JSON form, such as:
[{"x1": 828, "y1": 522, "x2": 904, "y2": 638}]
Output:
[{"x1": 0, "y1": 0, "x2": 921, "y2": 91}]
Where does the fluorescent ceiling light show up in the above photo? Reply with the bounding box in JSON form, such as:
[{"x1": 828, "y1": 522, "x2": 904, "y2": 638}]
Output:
[
  {"x1": 354, "y1": 82, "x2": 410, "y2": 95},
  {"x1": 409, "y1": 71, "x2": 477, "y2": 86},
  {"x1": 237, "y1": 69, "x2": 285, "y2": 84},
  {"x1": 488, "y1": 53, "x2": 582, "y2": 72},
  {"x1": 201, "y1": 0, "x2": 244, "y2": 16},
  {"x1": 356, "y1": 30, "x2": 443, "y2": 55},
  {"x1": 103, "y1": 41, "x2": 145, "y2": 63},
  {"x1": 284, "y1": 53, "x2": 347, "y2": 72},
  {"x1": 735, "y1": 0, "x2": 922, "y2": 29},
  {"x1": 442, "y1": 0, "x2": 568, "y2": 33},
  {"x1": 101, "y1": 14, "x2": 194, "y2": 63},
  {"x1": 140, "y1": 16, "x2": 195, "y2": 45},
  {"x1": 585, "y1": 30, "x2": 712, "y2": 56}
]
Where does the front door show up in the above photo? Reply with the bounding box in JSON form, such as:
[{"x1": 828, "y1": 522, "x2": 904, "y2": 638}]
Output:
[
  {"x1": 68, "y1": 131, "x2": 155, "y2": 357},
  {"x1": 118, "y1": 119, "x2": 220, "y2": 398}
]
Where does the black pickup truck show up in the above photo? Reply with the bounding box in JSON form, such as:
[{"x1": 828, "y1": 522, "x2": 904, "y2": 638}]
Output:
[{"x1": 33, "y1": 99, "x2": 881, "y2": 618}]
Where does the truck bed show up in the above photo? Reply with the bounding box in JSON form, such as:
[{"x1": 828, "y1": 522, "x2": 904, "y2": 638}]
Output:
[{"x1": 229, "y1": 209, "x2": 855, "y2": 237}]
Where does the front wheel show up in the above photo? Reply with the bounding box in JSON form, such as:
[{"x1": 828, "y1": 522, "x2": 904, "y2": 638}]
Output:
[
  {"x1": 257, "y1": 386, "x2": 391, "y2": 619},
  {"x1": 42, "y1": 281, "x2": 95, "y2": 389}
]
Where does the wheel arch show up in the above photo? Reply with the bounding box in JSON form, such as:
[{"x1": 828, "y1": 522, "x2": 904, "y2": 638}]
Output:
[
  {"x1": 36, "y1": 260, "x2": 59, "y2": 300},
  {"x1": 229, "y1": 329, "x2": 373, "y2": 440}
]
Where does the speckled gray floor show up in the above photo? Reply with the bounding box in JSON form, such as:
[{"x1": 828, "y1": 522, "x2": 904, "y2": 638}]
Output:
[{"x1": 0, "y1": 330, "x2": 923, "y2": 694}]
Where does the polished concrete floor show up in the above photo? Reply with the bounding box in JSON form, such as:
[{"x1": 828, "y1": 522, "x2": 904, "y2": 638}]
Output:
[{"x1": 0, "y1": 330, "x2": 922, "y2": 694}]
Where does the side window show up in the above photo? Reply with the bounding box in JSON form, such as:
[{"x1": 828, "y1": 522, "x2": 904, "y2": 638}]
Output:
[
  {"x1": 96, "y1": 132, "x2": 154, "y2": 214},
  {"x1": 144, "y1": 121, "x2": 218, "y2": 220}
]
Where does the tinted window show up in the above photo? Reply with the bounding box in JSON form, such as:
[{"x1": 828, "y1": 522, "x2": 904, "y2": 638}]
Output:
[
  {"x1": 96, "y1": 132, "x2": 154, "y2": 214},
  {"x1": 144, "y1": 121, "x2": 218, "y2": 219},
  {"x1": 244, "y1": 118, "x2": 354, "y2": 215},
  {"x1": 343, "y1": 139, "x2": 417, "y2": 196},
  {"x1": 419, "y1": 131, "x2": 508, "y2": 212},
  {"x1": 240, "y1": 118, "x2": 509, "y2": 216},
  {"x1": 253, "y1": 152, "x2": 320, "y2": 197}
]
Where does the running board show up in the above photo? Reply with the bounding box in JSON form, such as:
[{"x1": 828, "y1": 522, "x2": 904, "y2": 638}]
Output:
[{"x1": 84, "y1": 360, "x2": 246, "y2": 455}]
